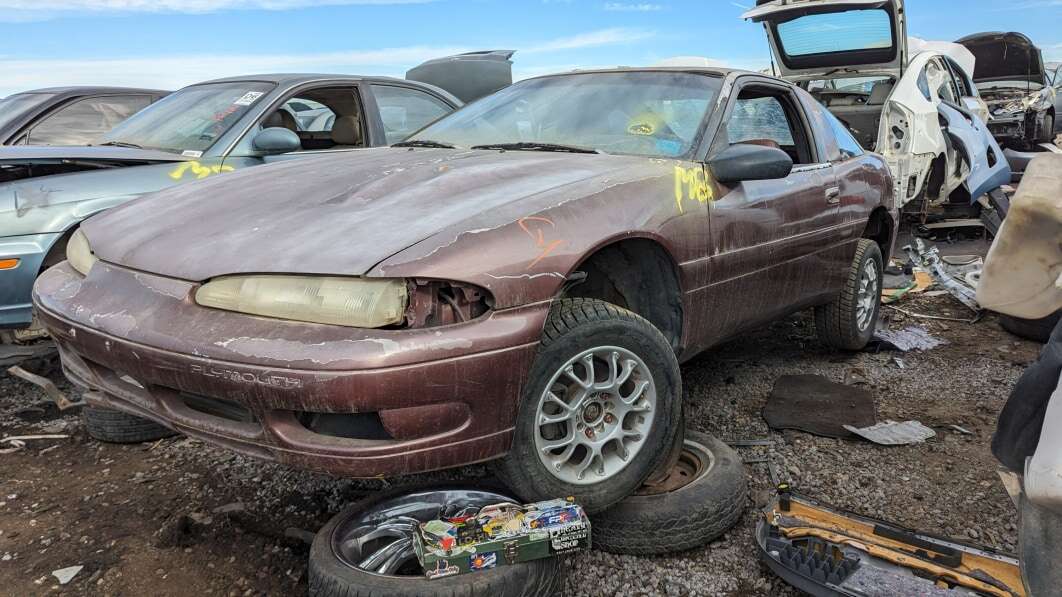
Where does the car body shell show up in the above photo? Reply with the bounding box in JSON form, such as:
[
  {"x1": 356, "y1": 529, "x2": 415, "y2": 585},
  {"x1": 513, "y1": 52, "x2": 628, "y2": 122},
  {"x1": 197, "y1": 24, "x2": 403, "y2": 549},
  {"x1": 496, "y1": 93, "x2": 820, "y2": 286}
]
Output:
[
  {"x1": 34, "y1": 67, "x2": 896, "y2": 478},
  {"x1": 0, "y1": 74, "x2": 462, "y2": 331},
  {"x1": 0, "y1": 86, "x2": 169, "y2": 146}
]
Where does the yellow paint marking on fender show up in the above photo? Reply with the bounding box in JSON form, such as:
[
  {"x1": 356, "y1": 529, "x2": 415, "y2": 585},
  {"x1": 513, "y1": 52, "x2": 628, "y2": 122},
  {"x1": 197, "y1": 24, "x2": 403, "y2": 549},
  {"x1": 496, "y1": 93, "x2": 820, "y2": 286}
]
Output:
[
  {"x1": 673, "y1": 165, "x2": 714, "y2": 213},
  {"x1": 169, "y1": 161, "x2": 236, "y2": 181}
]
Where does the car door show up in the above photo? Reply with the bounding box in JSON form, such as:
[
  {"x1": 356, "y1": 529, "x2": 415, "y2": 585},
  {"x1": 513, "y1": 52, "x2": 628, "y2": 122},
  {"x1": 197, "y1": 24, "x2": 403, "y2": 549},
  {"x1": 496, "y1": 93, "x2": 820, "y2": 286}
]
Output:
[
  {"x1": 945, "y1": 56, "x2": 990, "y2": 124},
  {"x1": 16, "y1": 94, "x2": 154, "y2": 146},
  {"x1": 695, "y1": 78, "x2": 839, "y2": 344},
  {"x1": 222, "y1": 82, "x2": 368, "y2": 169}
]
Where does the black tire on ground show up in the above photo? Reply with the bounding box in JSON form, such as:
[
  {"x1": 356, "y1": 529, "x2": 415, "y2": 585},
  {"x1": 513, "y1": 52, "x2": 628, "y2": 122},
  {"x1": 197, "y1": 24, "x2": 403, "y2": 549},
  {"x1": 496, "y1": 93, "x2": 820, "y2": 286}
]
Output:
[
  {"x1": 999, "y1": 310, "x2": 1062, "y2": 344},
  {"x1": 308, "y1": 487, "x2": 563, "y2": 597},
  {"x1": 816, "y1": 239, "x2": 883, "y2": 351},
  {"x1": 83, "y1": 406, "x2": 177, "y2": 443},
  {"x1": 495, "y1": 298, "x2": 683, "y2": 514},
  {"x1": 590, "y1": 431, "x2": 747, "y2": 556}
]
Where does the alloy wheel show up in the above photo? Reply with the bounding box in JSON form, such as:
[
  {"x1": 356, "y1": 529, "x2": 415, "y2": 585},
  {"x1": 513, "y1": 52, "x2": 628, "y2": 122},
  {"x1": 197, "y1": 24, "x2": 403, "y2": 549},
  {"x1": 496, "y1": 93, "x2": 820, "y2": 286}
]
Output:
[{"x1": 856, "y1": 259, "x2": 879, "y2": 332}]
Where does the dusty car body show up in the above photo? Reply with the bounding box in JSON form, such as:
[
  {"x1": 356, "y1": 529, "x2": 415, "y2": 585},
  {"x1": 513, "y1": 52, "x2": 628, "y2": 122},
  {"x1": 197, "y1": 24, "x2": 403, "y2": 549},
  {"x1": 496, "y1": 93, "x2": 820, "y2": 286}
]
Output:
[
  {"x1": 0, "y1": 86, "x2": 168, "y2": 146},
  {"x1": 958, "y1": 32, "x2": 1057, "y2": 149},
  {"x1": 35, "y1": 67, "x2": 895, "y2": 507},
  {"x1": 745, "y1": 0, "x2": 1010, "y2": 212},
  {"x1": 0, "y1": 58, "x2": 510, "y2": 338}
]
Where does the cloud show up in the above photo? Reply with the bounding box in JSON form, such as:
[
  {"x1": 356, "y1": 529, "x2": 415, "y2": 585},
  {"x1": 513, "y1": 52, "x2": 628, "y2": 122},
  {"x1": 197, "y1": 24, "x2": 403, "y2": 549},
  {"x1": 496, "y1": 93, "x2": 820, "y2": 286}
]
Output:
[
  {"x1": 0, "y1": 28, "x2": 657, "y2": 97},
  {"x1": 0, "y1": 0, "x2": 434, "y2": 21},
  {"x1": 603, "y1": 2, "x2": 663, "y2": 11}
]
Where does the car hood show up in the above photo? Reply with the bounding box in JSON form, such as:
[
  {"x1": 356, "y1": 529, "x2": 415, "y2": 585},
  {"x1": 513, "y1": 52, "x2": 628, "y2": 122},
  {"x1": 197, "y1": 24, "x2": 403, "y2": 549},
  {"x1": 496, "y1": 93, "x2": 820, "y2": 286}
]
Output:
[
  {"x1": 0, "y1": 145, "x2": 189, "y2": 165},
  {"x1": 957, "y1": 32, "x2": 1047, "y2": 85},
  {"x1": 86, "y1": 147, "x2": 653, "y2": 281}
]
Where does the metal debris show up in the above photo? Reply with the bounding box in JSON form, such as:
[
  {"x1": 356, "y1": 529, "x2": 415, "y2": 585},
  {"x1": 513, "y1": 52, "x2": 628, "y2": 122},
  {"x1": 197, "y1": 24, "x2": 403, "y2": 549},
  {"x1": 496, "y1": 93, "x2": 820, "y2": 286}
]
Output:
[
  {"x1": 903, "y1": 239, "x2": 981, "y2": 312},
  {"x1": 843, "y1": 421, "x2": 937, "y2": 445},
  {"x1": 7, "y1": 366, "x2": 79, "y2": 411},
  {"x1": 873, "y1": 326, "x2": 946, "y2": 352},
  {"x1": 52, "y1": 565, "x2": 83, "y2": 585},
  {"x1": 0, "y1": 434, "x2": 70, "y2": 455}
]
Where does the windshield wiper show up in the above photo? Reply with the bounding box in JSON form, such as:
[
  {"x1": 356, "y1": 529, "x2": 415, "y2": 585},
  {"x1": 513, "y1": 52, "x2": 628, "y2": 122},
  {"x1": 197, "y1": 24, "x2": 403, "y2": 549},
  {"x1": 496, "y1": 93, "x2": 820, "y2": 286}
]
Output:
[
  {"x1": 96, "y1": 141, "x2": 144, "y2": 149},
  {"x1": 471, "y1": 142, "x2": 600, "y2": 154},
  {"x1": 392, "y1": 139, "x2": 456, "y2": 149}
]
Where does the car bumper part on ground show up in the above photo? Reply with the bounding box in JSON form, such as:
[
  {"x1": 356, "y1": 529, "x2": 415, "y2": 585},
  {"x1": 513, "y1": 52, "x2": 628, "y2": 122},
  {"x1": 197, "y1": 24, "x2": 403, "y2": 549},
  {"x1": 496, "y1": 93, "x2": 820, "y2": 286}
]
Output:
[
  {"x1": 34, "y1": 261, "x2": 550, "y2": 477},
  {"x1": 0, "y1": 232, "x2": 60, "y2": 329}
]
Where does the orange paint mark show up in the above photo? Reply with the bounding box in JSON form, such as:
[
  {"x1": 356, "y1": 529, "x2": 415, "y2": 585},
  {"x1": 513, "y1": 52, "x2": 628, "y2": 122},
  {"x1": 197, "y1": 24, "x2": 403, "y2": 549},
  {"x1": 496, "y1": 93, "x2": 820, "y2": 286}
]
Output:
[{"x1": 518, "y1": 217, "x2": 565, "y2": 270}]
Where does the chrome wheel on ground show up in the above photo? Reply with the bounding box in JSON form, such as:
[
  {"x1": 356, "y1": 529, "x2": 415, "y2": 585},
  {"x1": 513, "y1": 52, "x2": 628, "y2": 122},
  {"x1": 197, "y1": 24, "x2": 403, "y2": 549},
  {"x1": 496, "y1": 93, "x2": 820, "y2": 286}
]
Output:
[
  {"x1": 815, "y1": 239, "x2": 883, "y2": 351},
  {"x1": 310, "y1": 486, "x2": 562, "y2": 597},
  {"x1": 534, "y1": 346, "x2": 656, "y2": 485}
]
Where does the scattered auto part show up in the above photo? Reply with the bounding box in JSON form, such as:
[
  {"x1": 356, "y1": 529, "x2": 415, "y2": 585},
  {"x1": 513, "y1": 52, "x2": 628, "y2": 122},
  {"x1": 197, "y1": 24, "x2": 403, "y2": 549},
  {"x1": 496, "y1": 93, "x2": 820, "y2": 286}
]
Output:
[
  {"x1": 6, "y1": 364, "x2": 77, "y2": 410},
  {"x1": 872, "y1": 326, "x2": 945, "y2": 352},
  {"x1": 412, "y1": 496, "x2": 589, "y2": 579},
  {"x1": 842, "y1": 420, "x2": 936, "y2": 445},
  {"x1": 406, "y1": 50, "x2": 514, "y2": 104},
  {"x1": 308, "y1": 486, "x2": 563, "y2": 597},
  {"x1": 0, "y1": 338, "x2": 55, "y2": 368},
  {"x1": 903, "y1": 239, "x2": 981, "y2": 312},
  {"x1": 590, "y1": 431, "x2": 747, "y2": 556},
  {"x1": 757, "y1": 490, "x2": 1025, "y2": 596},
  {"x1": 958, "y1": 32, "x2": 1056, "y2": 149},
  {"x1": 764, "y1": 375, "x2": 876, "y2": 439}
]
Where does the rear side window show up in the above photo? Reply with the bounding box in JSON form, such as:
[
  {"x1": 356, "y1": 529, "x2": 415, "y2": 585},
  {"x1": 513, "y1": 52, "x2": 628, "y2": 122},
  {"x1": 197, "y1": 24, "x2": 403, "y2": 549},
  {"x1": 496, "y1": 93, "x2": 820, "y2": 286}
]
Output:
[
  {"x1": 26, "y1": 95, "x2": 152, "y2": 146},
  {"x1": 822, "y1": 109, "x2": 864, "y2": 160},
  {"x1": 371, "y1": 85, "x2": 453, "y2": 145},
  {"x1": 777, "y1": 9, "x2": 893, "y2": 56}
]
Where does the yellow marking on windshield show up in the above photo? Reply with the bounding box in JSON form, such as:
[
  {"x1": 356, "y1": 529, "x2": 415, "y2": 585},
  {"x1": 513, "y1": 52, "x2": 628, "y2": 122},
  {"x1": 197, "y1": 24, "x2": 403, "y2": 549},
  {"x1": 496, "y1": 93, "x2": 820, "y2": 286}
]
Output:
[
  {"x1": 674, "y1": 165, "x2": 714, "y2": 213},
  {"x1": 169, "y1": 161, "x2": 235, "y2": 181}
]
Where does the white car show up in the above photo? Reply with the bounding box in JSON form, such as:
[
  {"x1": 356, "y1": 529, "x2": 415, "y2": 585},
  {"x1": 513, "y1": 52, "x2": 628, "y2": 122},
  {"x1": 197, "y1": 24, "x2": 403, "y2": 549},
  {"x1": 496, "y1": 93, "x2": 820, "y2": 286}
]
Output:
[{"x1": 744, "y1": 0, "x2": 1010, "y2": 212}]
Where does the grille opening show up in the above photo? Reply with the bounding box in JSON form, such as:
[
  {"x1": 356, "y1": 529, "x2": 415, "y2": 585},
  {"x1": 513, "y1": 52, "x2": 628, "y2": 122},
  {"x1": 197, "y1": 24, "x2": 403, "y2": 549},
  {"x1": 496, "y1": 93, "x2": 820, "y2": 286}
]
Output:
[
  {"x1": 298, "y1": 412, "x2": 393, "y2": 440},
  {"x1": 180, "y1": 393, "x2": 256, "y2": 424}
]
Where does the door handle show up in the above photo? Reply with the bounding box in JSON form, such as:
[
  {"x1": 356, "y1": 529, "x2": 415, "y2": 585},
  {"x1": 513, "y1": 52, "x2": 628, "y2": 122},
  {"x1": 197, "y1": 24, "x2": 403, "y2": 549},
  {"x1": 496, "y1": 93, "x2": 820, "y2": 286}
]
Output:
[{"x1": 825, "y1": 187, "x2": 841, "y2": 205}]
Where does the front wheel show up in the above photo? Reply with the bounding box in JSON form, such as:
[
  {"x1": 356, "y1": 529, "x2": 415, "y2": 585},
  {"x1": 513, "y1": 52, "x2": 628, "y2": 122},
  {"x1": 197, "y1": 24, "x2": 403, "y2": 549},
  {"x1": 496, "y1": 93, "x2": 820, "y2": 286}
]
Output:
[
  {"x1": 495, "y1": 298, "x2": 683, "y2": 514},
  {"x1": 816, "y1": 239, "x2": 883, "y2": 350}
]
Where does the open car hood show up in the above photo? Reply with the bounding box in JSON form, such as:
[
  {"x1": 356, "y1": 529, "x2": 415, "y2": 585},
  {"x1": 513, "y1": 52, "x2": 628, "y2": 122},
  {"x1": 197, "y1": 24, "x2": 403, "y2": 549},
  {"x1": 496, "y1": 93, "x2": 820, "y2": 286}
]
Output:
[
  {"x1": 743, "y1": 0, "x2": 907, "y2": 80},
  {"x1": 957, "y1": 32, "x2": 1047, "y2": 86}
]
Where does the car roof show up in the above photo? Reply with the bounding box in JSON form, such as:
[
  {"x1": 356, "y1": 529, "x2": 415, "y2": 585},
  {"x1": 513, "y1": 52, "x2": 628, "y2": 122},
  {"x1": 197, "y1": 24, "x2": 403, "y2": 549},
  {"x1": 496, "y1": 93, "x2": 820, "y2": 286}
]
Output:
[
  {"x1": 520, "y1": 66, "x2": 772, "y2": 83},
  {"x1": 185, "y1": 74, "x2": 462, "y2": 105},
  {"x1": 14, "y1": 86, "x2": 169, "y2": 96}
]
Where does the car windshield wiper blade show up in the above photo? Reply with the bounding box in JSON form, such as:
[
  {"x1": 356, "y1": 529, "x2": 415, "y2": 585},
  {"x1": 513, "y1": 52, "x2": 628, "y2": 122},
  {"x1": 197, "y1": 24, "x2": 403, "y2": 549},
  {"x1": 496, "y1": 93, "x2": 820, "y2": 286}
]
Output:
[
  {"x1": 392, "y1": 139, "x2": 456, "y2": 149},
  {"x1": 96, "y1": 141, "x2": 144, "y2": 149},
  {"x1": 471, "y1": 142, "x2": 600, "y2": 154}
]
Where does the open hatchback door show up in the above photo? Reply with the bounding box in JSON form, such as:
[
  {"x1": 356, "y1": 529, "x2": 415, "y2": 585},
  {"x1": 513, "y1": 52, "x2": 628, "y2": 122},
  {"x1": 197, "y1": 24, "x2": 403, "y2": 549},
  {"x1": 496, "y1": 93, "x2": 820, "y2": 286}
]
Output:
[{"x1": 743, "y1": 0, "x2": 907, "y2": 81}]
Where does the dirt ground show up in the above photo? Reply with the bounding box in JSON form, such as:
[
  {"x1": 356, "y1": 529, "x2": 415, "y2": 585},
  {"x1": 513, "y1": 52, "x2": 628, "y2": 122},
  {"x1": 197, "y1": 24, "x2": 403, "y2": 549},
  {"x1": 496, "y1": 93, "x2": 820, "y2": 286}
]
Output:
[{"x1": 0, "y1": 290, "x2": 1042, "y2": 596}]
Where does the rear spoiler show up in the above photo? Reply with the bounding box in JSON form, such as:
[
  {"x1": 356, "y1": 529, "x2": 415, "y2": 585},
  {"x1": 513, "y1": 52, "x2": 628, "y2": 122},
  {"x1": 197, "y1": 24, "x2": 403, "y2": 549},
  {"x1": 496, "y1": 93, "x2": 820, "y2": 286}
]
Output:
[{"x1": 406, "y1": 50, "x2": 515, "y2": 104}]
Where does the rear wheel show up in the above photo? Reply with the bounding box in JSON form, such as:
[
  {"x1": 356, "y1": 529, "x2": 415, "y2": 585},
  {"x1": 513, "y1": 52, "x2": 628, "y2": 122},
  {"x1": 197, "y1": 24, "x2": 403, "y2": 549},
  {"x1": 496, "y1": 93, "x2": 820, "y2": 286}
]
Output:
[
  {"x1": 83, "y1": 406, "x2": 176, "y2": 444},
  {"x1": 816, "y1": 239, "x2": 883, "y2": 350},
  {"x1": 495, "y1": 298, "x2": 683, "y2": 514}
]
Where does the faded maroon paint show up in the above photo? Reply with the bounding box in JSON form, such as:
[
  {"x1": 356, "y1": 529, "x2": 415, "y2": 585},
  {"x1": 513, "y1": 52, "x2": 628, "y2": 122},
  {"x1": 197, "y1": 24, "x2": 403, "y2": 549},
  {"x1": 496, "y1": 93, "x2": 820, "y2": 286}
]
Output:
[{"x1": 35, "y1": 69, "x2": 896, "y2": 478}]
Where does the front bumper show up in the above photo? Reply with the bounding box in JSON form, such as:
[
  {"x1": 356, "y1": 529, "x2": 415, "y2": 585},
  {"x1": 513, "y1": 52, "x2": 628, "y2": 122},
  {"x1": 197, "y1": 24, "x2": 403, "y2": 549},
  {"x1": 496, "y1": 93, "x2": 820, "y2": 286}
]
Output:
[
  {"x1": 0, "y1": 232, "x2": 61, "y2": 329},
  {"x1": 35, "y1": 261, "x2": 549, "y2": 477}
]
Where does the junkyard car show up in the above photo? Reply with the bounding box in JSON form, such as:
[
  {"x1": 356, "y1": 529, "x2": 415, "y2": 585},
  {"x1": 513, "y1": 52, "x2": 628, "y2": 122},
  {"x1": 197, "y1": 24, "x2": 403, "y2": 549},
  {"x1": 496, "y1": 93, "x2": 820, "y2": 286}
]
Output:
[
  {"x1": 0, "y1": 64, "x2": 498, "y2": 342},
  {"x1": 0, "y1": 86, "x2": 168, "y2": 146},
  {"x1": 745, "y1": 0, "x2": 1011, "y2": 214},
  {"x1": 35, "y1": 67, "x2": 896, "y2": 513},
  {"x1": 958, "y1": 32, "x2": 1057, "y2": 149}
]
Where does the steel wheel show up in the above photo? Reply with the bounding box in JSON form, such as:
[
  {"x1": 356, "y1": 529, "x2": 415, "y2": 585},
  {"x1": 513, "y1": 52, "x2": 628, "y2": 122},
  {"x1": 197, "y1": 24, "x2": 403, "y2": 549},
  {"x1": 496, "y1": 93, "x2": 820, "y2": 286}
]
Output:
[
  {"x1": 330, "y1": 489, "x2": 516, "y2": 577},
  {"x1": 856, "y1": 258, "x2": 879, "y2": 332},
  {"x1": 534, "y1": 346, "x2": 656, "y2": 485}
]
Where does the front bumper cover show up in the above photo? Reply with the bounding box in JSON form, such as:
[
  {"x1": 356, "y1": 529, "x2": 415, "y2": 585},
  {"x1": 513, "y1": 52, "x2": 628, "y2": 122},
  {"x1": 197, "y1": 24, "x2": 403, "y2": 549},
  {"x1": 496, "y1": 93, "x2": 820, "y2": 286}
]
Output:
[{"x1": 35, "y1": 261, "x2": 549, "y2": 477}]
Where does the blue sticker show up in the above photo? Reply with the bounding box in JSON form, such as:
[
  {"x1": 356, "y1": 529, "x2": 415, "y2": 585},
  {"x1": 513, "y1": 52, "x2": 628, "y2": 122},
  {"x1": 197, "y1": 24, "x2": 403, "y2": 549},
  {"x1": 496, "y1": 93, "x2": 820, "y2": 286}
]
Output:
[{"x1": 469, "y1": 551, "x2": 498, "y2": 571}]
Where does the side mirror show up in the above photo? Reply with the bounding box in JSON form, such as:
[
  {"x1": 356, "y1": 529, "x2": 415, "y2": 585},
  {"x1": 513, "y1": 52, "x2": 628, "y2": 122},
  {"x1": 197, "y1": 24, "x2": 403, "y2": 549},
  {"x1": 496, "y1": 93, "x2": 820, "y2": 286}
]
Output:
[
  {"x1": 707, "y1": 143, "x2": 793, "y2": 184},
  {"x1": 252, "y1": 127, "x2": 301, "y2": 155}
]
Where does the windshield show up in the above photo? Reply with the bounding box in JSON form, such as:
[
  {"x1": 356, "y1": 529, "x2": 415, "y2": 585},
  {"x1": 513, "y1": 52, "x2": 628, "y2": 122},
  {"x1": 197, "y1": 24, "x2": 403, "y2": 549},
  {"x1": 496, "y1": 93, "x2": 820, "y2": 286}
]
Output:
[
  {"x1": 0, "y1": 93, "x2": 53, "y2": 132},
  {"x1": 408, "y1": 71, "x2": 721, "y2": 158},
  {"x1": 99, "y1": 82, "x2": 274, "y2": 154}
]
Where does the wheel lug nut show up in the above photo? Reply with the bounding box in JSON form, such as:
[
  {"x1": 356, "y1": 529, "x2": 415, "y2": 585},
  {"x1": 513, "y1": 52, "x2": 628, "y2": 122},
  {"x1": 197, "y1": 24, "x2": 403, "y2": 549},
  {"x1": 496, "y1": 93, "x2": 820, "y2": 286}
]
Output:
[
  {"x1": 585, "y1": 428, "x2": 595, "y2": 439},
  {"x1": 604, "y1": 414, "x2": 615, "y2": 424}
]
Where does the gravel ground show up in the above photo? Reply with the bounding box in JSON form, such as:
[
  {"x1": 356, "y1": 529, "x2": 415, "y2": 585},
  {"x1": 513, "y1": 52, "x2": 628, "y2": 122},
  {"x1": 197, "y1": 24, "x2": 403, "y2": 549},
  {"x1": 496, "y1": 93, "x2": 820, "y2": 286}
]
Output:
[{"x1": 0, "y1": 293, "x2": 1040, "y2": 596}]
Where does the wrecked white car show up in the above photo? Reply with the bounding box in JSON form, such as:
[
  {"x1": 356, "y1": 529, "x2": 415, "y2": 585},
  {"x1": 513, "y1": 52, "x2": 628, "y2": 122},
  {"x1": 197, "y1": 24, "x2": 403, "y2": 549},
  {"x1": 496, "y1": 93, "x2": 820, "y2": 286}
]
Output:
[
  {"x1": 745, "y1": 0, "x2": 1011, "y2": 217},
  {"x1": 959, "y1": 32, "x2": 1058, "y2": 150}
]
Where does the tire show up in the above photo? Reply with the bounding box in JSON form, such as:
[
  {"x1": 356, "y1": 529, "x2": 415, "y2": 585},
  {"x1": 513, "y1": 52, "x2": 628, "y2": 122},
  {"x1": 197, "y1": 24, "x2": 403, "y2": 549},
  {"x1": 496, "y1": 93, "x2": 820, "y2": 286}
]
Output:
[
  {"x1": 309, "y1": 485, "x2": 563, "y2": 597},
  {"x1": 999, "y1": 310, "x2": 1062, "y2": 344},
  {"x1": 816, "y1": 239, "x2": 883, "y2": 350},
  {"x1": 495, "y1": 298, "x2": 683, "y2": 514},
  {"x1": 590, "y1": 431, "x2": 747, "y2": 556},
  {"x1": 83, "y1": 406, "x2": 177, "y2": 444},
  {"x1": 1039, "y1": 114, "x2": 1055, "y2": 144}
]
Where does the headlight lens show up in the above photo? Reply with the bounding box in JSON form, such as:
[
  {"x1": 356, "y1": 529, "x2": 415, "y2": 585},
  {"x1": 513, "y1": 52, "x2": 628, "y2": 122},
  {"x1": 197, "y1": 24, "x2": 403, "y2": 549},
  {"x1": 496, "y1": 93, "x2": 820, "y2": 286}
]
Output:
[
  {"x1": 195, "y1": 275, "x2": 408, "y2": 328},
  {"x1": 66, "y1": 229, "x2": 98, "y2": 276}
]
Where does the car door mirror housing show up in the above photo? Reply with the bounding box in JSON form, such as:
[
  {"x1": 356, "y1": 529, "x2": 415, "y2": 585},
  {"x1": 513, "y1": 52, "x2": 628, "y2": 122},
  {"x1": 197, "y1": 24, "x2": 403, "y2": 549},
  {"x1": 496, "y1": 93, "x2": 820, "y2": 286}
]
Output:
[
  {"x1": 252, "y1": 127, "x2": 301, "y2": 155},
  {"x1": 707, "y1": 143, "x2": 794, "y2": 184}
]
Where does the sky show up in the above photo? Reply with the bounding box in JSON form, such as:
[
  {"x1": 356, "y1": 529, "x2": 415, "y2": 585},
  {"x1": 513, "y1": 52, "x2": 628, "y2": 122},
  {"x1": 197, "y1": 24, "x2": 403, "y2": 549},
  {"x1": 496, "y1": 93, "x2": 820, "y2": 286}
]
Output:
[{"x1": 0, "y1": 0, "x2": 1060, "y2": 98}]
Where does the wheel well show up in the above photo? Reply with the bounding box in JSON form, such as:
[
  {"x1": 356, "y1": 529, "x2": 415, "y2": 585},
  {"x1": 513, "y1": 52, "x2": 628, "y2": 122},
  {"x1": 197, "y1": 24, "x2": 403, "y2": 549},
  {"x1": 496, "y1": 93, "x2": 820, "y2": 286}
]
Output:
[
  {"x1": 926, "y1": 154, "x2": 947, "y2": 202},
  {"x1": 563, "y1": 239, "x2": 683, "y2": 350},
  {"x1": 862, "y1": 207, "x2": 894, "y2": 259},
  {"x1": 40, "y1": 226, "x2": 77, "y2": 271}
]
